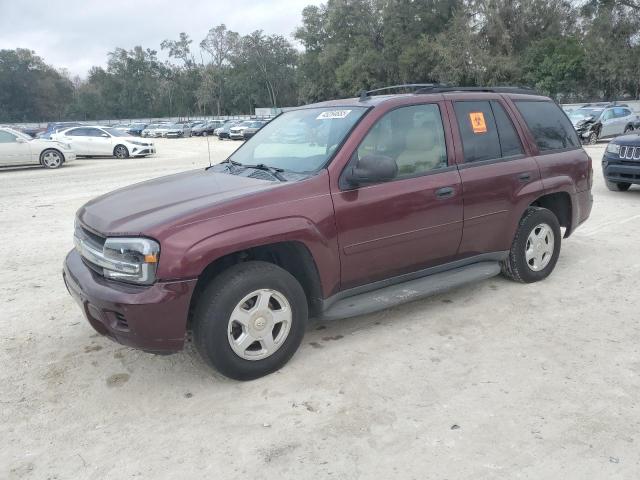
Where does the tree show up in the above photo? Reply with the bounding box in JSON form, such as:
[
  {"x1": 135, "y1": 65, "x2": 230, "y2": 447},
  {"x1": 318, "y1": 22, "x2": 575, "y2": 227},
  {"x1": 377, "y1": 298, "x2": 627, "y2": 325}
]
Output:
[{"x1": 200, "y1": 25, "x2": 240, "y2": 115}]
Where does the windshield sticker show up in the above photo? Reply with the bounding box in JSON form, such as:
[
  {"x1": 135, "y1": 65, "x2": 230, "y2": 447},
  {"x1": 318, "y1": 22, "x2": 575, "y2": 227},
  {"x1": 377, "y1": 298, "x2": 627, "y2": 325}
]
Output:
[
  {"x1": 469, "y1": 112, "x2": 487, "y2": 134},
  {"x1": 317, "y1": 110, "x2": 352, "y2": 120}
]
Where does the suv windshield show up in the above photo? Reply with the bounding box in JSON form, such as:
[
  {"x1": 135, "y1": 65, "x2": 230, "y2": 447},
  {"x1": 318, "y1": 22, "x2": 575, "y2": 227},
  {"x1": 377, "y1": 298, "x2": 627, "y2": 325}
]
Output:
[{"x1": 229, "y1": 107, "x2": 367, "y2": 173}]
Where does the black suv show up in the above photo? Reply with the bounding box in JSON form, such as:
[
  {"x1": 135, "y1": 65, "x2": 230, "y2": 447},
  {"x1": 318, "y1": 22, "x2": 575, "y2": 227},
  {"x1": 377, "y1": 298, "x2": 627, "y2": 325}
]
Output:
[{"x1": 602, "y1": 132, "x2": 640, "y2": 191}]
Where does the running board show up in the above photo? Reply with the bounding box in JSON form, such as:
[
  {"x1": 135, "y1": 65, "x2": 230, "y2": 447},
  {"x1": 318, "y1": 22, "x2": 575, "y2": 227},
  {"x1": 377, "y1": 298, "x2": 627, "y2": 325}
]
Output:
[{"x1": 320, "y1": 261, "x2": 501, "y2": 321}]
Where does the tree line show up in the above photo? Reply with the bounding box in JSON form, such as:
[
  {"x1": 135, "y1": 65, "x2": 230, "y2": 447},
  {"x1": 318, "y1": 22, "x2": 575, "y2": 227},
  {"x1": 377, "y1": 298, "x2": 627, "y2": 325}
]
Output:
[{"x1": 1, "y1": 0, "x2": 639, "y2": 123}]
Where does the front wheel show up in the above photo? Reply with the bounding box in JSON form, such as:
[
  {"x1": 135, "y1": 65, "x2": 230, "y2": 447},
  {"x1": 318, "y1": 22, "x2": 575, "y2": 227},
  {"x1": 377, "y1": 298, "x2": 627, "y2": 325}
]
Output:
[
  {"x1": 114, "y1": 145, "x2": 129, "y2": 159},
  {"x1": 501, "y1": 207, "x2": 561, "y2": 283},
  {"x1": 624, "y1": 125, "x2": 634, "y2": 134},
  {"x1": 606, "y1": 181, "x2": 631, "y2": 191},
  {"x1": 40, "y1": 149, "x2": 63, "y2": 169},
  {"x1": 587, "y1": 131, "x2": 598, "y2": 145},
  {"x1": 193, "y1": 261, "x2": 308, "y2": 380}
]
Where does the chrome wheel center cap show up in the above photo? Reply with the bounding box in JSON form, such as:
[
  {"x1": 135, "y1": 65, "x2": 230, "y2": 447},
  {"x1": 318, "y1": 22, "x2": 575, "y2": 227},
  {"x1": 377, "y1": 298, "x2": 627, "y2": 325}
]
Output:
[{"x1": 254, "y1": 317, "x2": 267, "y2": 330}]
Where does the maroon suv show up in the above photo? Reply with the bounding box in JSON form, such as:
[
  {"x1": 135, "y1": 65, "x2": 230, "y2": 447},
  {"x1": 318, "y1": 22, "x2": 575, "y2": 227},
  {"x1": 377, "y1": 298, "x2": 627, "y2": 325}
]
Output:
[{"x1": 63, "y1": 86, "x2": 593, "y2": 380}]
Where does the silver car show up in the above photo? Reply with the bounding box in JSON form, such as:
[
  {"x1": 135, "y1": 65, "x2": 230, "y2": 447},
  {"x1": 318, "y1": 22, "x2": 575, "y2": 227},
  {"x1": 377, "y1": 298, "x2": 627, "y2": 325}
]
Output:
[
  {"x1": 570, "y1": 104, "x2": 640, "y2": 144},
  {"x1": 0, "y1": 126, "x2": 76, "y2": 169}
]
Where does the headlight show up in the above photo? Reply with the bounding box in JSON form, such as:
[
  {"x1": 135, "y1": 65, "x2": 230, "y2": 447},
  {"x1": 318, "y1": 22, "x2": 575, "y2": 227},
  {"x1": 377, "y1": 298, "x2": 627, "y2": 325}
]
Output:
[
  {"x1": 129, "y1": 140, "x2": 146, "y2": 146},
  {"x1": 102, "y1": 238, "x2": 159, "y2": 284},
  {"x1": 74, "y1": 230, "x2": 160, "y2": 285},
  {"x1": 606, "y1": 143, "x2": 621, "y2": 155}
]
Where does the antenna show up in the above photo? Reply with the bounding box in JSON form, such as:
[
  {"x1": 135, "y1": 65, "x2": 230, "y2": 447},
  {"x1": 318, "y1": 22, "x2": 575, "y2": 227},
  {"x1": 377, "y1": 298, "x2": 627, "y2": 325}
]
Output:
[{"x1": 206, "y1": 134, "x2": 212, "y2": 167}]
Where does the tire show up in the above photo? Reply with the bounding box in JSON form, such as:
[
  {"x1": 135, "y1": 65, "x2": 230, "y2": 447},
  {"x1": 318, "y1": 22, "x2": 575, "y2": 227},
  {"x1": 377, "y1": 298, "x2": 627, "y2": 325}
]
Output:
[
  {"x1": 606, "y1": 180, "x2": 631, "y2": 191},
  {"x1": 587, "y1": 131, "x2": 598, "y2": 145},
  {"x1": 40, "y1": 149, "x2": 64, "y2": 169},
  {"x1": 114, "y1": 145, "x2": 129, "y2": 159},
  {"x1": 193, "y1": 261, "x2": 308, "y2": 381},
  {"x1": 202, "y1": 131, "x2": 207, "y2": 136},
  {"x1": 501, "y1": 207, "x2": 561, "y2": 284},
  {"x1": 623, "y1": 125, "x2": 634, "y2": 134}
]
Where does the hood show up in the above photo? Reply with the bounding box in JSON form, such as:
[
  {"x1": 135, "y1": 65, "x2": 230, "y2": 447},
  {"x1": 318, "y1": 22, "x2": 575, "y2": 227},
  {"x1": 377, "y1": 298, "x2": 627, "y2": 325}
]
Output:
[
  {"x1": 610, "y1": 133, "x2": 640, "y2": 146},
  {"x1": 78, "y1": 169, "x2": 278, "y2": 236}
]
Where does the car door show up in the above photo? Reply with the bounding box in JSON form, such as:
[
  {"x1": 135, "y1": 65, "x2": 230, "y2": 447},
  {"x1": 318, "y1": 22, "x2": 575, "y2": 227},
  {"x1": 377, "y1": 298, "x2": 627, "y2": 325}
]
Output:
[
  {"x1": 600, "y1": 108, "x2": 617, "y2": 138},
  {"x1": 83, "y1": 128, "x2": 111, "y2": 155},
  {"x1": 62, "y1": 127, "x2": 92, "y2": 154},
  {"x1": 450, "y1": 98, "x2": 542, "y2": 257},
  {"x1": 331, "y1": 102, "x2": 464, "y2": 289},
  {"x1": 0, "y1": 129, "x2": 33, "y2": 165}
]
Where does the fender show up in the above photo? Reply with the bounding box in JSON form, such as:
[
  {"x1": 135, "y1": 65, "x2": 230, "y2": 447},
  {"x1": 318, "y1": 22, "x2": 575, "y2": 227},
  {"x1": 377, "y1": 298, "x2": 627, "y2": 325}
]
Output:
[{"x1": 159, "y1": 216, "x2": 341, "y2": 298}]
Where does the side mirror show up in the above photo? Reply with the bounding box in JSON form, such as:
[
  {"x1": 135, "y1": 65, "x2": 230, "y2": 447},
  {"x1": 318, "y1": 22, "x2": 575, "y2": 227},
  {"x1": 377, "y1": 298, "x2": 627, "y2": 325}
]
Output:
[
  {"x1": 15, "y1": 137, "x2": 27, "y2": 143},
  {"x1": 101, "y1": 133, "x2": 109, "y2": 138},
  {"x1": 344, "y1": 154, "x2": 398, "y2": 187}
]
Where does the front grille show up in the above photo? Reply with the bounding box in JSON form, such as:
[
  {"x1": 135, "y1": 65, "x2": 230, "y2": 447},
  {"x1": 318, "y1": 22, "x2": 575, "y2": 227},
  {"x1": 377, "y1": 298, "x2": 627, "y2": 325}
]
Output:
[
  {"x1": 619, "y1": 146, "x2": 640, "y2": 161},
  {"x1": 75, "y1": 223, "x2": 106, "y2": 274}
]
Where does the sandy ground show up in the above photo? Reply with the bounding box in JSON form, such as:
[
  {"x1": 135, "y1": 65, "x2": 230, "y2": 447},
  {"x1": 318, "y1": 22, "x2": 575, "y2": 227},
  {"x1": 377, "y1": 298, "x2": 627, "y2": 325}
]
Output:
[{"x1": 1, "y1": 138, "x2": 639, "y2": 479}]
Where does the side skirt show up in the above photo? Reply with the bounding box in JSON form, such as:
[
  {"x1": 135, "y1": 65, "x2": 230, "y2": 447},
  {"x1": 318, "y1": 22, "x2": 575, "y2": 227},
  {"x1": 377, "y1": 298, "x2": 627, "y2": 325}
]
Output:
[{"x1": 318, "y1": 253, "x2": 507, "y2": 321}]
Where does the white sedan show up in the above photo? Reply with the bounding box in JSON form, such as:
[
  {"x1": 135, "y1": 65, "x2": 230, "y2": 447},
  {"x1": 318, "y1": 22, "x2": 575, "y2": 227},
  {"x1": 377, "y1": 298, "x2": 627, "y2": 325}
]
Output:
[
  {"x1": 52, "y1": 126, "x2": 155, "y2": 158},
  {"x1": 0, "y1": 126, "x2": 76, "y2": 169}
]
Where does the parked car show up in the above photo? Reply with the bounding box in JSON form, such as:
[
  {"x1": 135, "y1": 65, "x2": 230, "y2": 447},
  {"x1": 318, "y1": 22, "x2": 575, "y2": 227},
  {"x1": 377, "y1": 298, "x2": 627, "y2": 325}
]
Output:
[
  {"x1": 64, "y1": 86, "x2": 593, "y2": 380},
  {"x1": 0, "y1": 126, "x2": 75, "y2": 168},
  {"x1": 127, "y1": 123, "x2": 148, "y2": 136},
  {"x1": 165, "y1": 123, "x2": 192, "y2": 138},
  {"x1": 193, "y1": 120, "x2": 225, "y2": 136},
  {"x1": 242, "y1": 120, "x2": 267, "y2": 140},
  {"x1": 569, "y1": 104, "x2": 640, "y2": 144},
  {"x1": 602, "y1": 132, "x2": 640, "y2": 191},
  {"x1": 229, "y1": 121, "x2": 254, "y2": 140},
  {"x1": 52, "y1": 126, "x2": 155, "y2": 158},
  {"x1": 216, "y1": 121, "x2": 241, "y2": 139},
  {"x1": 38, "y1": 122, "x2": 83, "y2": 139},
  {"x1": 141, "y1": 123, "x2": 163, "y2": 138}
]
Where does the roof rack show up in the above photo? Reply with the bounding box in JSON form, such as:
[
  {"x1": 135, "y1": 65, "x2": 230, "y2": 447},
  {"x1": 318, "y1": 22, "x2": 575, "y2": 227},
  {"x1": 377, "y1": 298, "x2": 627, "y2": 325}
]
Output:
[
  {"x1": 415, "y1": 85, "x2": 539, "y2": 95},
  {"x1": 358, "y1": 84, "x2": 443, "y2": 101},
  {"x1": 357, "y1": 84, "x2": 541, "y2": 101}
]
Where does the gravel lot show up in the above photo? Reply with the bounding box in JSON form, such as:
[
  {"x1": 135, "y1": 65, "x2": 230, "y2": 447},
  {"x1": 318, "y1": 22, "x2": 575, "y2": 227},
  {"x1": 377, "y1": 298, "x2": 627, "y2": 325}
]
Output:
[{"x1": 1, "y1": 138, "x2": 639, "y2": 479}]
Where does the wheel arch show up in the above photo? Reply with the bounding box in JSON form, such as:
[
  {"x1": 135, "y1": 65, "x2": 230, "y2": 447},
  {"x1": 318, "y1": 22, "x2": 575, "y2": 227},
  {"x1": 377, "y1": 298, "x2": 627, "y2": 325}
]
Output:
[
  {"x1": 529, "y1": 191, "x2": 573, "y2": 238},
  {"x1": 187, "y1": 240, "x2": 325, "y2": 330},
  {"x1": 39, "y1": 147, "x2": 65, "y2": 165}
]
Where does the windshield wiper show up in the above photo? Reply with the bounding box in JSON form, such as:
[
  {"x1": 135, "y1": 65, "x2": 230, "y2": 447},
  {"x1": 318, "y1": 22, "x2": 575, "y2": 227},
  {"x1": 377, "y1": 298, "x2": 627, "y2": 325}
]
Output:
[{"x1": 239, "y1": 162, "x2": 287, "y2": 181}]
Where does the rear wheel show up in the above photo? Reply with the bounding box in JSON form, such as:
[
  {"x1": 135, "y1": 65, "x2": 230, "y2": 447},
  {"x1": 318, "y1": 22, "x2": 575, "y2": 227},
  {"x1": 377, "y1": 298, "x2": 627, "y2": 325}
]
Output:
[
  {"x1": 501, "y1": 207, "x2": 561, "y2": 283},
  {"x1": 40, "y1": 149, "x2": 63, "y2": 169},
  {"x1": 114, "y1": 145, "x2": 129, "y2": 159},
  {"x1": 606, "y1": 180, "x2": 631, "y2": 191},
  {"x1": 193, "y1": 261, "x2": 308, "y2": 380}
]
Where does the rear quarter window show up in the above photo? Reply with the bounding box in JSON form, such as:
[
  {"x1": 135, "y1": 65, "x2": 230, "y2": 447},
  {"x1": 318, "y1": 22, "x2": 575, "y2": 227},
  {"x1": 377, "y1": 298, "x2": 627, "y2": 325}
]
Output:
[{"x1": 515, "y1": 100, "x2": 580, "y2": 152}]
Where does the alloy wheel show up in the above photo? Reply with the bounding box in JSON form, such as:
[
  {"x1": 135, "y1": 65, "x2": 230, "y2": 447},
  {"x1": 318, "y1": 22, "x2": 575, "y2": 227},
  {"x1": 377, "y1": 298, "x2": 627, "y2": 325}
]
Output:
[
  {"x1": 525, "y1": 223, "x2": 555, "y2": 271},
  {"x1": 227, "y1": 289, "x2": 292, "y2": 361}
]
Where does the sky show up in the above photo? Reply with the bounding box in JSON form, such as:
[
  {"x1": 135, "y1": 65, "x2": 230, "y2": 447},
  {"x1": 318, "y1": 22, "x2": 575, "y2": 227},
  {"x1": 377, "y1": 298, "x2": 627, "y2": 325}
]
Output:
[{"x1": 0, "y1": 0, "x2": 321, "y2": 77}]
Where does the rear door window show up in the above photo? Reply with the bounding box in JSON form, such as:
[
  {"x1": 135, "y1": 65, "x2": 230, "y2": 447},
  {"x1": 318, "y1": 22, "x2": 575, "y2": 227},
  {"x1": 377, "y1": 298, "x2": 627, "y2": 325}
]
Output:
[
  {"x1": 514, "y1": 101, "x2": 580, "y2": 152},
  {"x1": 490, "y1": 101, "x2": 524, "y2": 157},
  {"x1": 453, "y1": 101, "x2": 501, "y2": 163}
]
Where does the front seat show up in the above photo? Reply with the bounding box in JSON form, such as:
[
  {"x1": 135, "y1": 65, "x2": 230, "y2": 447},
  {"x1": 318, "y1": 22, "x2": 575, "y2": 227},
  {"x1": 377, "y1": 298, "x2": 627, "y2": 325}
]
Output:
[{"x1": 395, "y1": 127, "x2": 440, "y2": 175}]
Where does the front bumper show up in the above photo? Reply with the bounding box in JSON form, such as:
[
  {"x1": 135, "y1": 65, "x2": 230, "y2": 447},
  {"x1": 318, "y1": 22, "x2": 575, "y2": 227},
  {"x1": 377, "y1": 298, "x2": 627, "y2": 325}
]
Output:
[
  {"x1": 130, "y1": 145, "x2": 155, "y2": 157},
  {"x1": 63, "y1": 250, "x2": 197, "y2": 352},
  {"x1": 165, "y1": 132, "x2": 183, "y2": 138},
  {"x1": 229, "y1": 132, "x2": 244, "y2": 139},
  {"x1": 602, "y1": 153, "x2": 640, "y2": 185}
]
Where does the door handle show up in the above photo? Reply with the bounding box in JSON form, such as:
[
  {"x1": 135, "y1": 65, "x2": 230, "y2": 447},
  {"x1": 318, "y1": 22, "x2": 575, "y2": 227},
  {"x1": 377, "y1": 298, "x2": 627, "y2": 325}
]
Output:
[
  {"x1": 518, "y1": 172, "x2": 531, "y2": 182},
  {"x1": 435, "y1": 186, "x2": 455, "y2": 199}
]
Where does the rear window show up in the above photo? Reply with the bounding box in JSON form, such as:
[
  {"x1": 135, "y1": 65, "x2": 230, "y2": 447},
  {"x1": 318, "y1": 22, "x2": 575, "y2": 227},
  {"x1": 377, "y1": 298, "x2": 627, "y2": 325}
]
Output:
[{"x1": 515, "y1": 101, "x2": 580, "y2": 152}]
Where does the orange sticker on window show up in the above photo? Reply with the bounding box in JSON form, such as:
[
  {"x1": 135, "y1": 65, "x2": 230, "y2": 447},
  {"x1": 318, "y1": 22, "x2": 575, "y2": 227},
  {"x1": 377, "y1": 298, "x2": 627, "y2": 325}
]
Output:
[{"x1": 469, "y1": 112, "x2": 487, "y2": 134}]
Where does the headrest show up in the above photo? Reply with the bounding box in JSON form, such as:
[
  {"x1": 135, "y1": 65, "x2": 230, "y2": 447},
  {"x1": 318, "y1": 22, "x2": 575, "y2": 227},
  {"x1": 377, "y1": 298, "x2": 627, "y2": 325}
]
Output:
[{"x1": 405, "y1": 128, "x2": 435, "y2": 151}]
